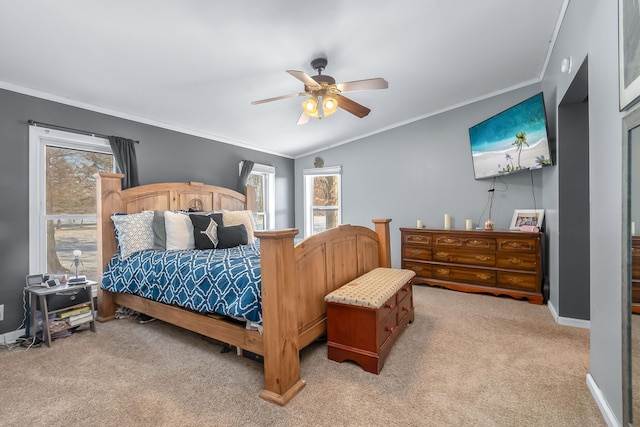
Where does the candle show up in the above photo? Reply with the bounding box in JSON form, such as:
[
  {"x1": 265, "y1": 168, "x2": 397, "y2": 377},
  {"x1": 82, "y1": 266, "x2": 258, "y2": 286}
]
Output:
[
  {"x1": 633, "y1": 222, "x2": 636, "y2": 236},
  {"x1": 444, "y1": 213, "x2": 451, "y2": 229},
  {"x1": 466, "y1": 219, "x2": 473, "y2": 230},
  {"x1": 417, "y1": 220, "x2": 423, "y2": 229}
]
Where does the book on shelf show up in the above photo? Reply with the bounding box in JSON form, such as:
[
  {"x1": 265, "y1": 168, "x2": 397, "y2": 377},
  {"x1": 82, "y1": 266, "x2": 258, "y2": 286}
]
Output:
[
  {"x1": 67, "y1": 311, "x2": 94, "y2": 327},
  {"x1": 57, "y1": 305, "x2": 90, "y2": 319}
]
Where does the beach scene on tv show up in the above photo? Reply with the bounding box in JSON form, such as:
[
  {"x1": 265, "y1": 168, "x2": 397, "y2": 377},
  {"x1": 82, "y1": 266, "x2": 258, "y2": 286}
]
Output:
[{"x1": 469, "y1": 93, "x2": 552, "y2": 180}]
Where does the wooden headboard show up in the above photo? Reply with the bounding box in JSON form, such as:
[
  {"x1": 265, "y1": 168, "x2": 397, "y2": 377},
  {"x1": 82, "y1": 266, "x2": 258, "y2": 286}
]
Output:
[{"x1": 95, "y1": 173, "x2": 254, "y2": 272}]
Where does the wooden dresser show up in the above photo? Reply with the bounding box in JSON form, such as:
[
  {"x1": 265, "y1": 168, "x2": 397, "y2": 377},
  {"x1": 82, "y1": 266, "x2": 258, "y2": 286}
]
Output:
[
  {"x1": 632, "y1": 236, "x2": 640, "y2": 314},
  {"x1": 400, "y1": 228, "x2": 544, "y2": 304}
]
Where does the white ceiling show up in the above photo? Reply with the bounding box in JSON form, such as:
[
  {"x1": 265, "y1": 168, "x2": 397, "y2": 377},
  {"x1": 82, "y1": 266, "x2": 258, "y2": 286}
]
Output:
[{"x1": 0, "y1": 0, "x2": 567, "y2": 158}]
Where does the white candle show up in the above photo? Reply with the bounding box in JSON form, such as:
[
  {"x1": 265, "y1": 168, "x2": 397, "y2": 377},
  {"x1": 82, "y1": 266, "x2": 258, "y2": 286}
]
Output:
[
  {"x1": 466, "y1": 219, "x2": 473, "y2": 230},
  {"x1": 417, "y1": 220, "x2": 423, "y2": 229},
  {"x1": 444, "y1": 213, "x2": 451, "y2": 229},
  {"x1": 633, "y1": 222, "x2": 636, "y2": 236}
]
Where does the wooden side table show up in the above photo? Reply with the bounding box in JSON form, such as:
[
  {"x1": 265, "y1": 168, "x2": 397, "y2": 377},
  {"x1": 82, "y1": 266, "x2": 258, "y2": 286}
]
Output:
[{"x1": 25, "y1": 281, "x2": 97, "y2": 347}]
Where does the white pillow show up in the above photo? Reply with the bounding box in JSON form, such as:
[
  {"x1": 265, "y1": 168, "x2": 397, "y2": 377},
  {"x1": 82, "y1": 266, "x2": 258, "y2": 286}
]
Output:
[
  {"x1": 164, "y1": 211, "x2": 195, "y2": 250},
  {"x1": 222, "y1": 210, "x2": 256, "y2": 244},
  {"x1": 111, "y1": 211, "x2": 155, "y2": 259}
]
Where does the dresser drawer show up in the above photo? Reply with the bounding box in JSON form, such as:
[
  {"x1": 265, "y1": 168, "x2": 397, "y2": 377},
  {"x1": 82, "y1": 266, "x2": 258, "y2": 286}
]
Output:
[
  {"x1": 496, "y1": 272, "x2": 538, "y2": 292},
  {"x1": 497, "y1": 238, "x2": 538, "y2": 253},
  {"x1": 434, "y1": 234, "x2": 495, "y2": 250},
  {"x1": 403, "y1": 232, "x2": 432, "y2": 246},
  {"x1": 633, "y1": 281, "x2": 640, "y2": 304},
  {"x1": 403, "y1": 247, "x2": 432, "y2": 261},
  {"x1": 36, "y1": 287, "x2": 91, "y2": 311},
  {"x1": 433, "y1": 248, "x2": 495, "y2": 266},
  {"x1": 397, "y1": 287, "x2": 413, "y2": 324},
  {"x1": 402, "y1": 261, "x2": 432, "y2": 278},
  {"x1": 433, "y1": 266, "x2": 496, "y2": 285},
  {"x1": 377, "y1": 307, "x2": 399, "y2": 346},
  {"x1": 496, "y1": 253, "x2": 538, "y2": 271}
]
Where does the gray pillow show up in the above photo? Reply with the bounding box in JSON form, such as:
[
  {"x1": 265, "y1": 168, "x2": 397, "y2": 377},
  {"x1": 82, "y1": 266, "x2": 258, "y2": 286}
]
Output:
[{"x1": 152, "y1": 210, "x2": 166, "y2": 250}]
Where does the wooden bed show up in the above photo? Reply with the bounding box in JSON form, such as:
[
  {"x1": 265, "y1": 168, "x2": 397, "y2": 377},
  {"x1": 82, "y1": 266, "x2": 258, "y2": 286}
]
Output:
[{"x1": 95, "y1": 173, "x2": 391, "y2": 405}]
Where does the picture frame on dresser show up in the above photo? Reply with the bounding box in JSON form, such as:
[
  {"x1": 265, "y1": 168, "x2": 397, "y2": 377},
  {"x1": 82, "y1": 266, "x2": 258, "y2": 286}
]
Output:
[{"x1": 510, "y1": 209, "x2": 544, "y2": 230}]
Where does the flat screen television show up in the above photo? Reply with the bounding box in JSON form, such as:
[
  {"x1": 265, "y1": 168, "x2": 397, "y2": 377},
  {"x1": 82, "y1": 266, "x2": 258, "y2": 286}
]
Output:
[{"x1": 468, "y1": 92, "x2": 552, "y2": 180}]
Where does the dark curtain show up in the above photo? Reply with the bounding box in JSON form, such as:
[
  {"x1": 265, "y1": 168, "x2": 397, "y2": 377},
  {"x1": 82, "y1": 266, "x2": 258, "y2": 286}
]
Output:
[
  {"x1": 108, "y1": 136, "x2": 140, "y2": 189},
  {"x1": 236, "y1": 160, "x2": 255, "y2": 194}
]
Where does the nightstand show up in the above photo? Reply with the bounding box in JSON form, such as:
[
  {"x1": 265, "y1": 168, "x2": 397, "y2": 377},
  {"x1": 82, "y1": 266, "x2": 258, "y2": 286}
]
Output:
[{"x1": 25, "y1": 281, "x2": 98, "y2": 347}]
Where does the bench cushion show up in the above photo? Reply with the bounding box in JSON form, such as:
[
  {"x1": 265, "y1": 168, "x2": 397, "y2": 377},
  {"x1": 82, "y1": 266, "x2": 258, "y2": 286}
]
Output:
[{"x1": 324, "y1": 268, "x2": 416, "y2": 309}]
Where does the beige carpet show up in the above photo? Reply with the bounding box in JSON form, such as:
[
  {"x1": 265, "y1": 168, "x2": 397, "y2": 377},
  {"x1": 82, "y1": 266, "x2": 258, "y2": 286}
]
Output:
[{"x1": 0, "y1": 286, "x2": 605, "y2": 426}]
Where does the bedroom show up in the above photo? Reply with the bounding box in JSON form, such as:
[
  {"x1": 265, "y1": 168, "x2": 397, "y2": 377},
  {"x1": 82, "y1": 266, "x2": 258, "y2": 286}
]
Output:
[{"x1": 0, "y1": 0, "x2": 631, "y2": 425}]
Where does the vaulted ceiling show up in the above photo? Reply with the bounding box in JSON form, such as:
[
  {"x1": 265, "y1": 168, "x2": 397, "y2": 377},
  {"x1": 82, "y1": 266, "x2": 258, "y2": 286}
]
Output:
[{"x1": 0, "y1": 1, "x2": 566, "y2": 158}]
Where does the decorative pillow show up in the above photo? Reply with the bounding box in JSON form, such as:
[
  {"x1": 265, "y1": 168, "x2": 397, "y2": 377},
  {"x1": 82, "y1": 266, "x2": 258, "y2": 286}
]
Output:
[
  {"x1": 152, "y1": 210, "x2": 166, "y2": 250},
  {"x1": 164, "y1": 211, "x2": 195, "y2": 250},
  {"x1": 217, "y1": 224, "x2": 248, "y2": 249},
  {"x1": 189, "y1": 213, "x2": 224, "y2": 249},
  {"x1": 222, "y1": 210, "x2": 256, "y2": 244},
  {"x1": 111, "y1": 211, "x2": 154, "y2": 259}
]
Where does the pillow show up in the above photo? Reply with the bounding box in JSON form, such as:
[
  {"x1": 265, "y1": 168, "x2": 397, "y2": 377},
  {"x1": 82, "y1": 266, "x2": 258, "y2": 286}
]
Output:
[
  {"x1": 110, "y1": 211, "x2": 154, "y2": 259},
  {"x1": 164, "y1": 211, "x2": 195, "y2": 250},
  {"x1": 217, "y1": 224, "x2": 248, "y2": 249},
  {"x1": 222, "y1": 210, "x2": 256, "y2": 244},
  {"x1": 189, "y1": 213, "x2": 223, "y2": 249},
  {"x1": 152, "y1": 210, "x2": 166, "y2": 250}
]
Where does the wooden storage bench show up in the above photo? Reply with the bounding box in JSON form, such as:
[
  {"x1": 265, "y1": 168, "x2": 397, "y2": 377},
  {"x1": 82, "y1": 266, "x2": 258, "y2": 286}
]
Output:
[{"x1": 324, "y1": 267, "x2": 416, "y2": 374}]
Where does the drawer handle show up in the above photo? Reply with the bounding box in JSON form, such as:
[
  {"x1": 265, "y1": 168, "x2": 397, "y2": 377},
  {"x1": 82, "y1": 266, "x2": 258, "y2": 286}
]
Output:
[
  {"x1": 507, "y1": 277, "x2": 524, "y2": 284},
  {"x1": 509, "y1": 257, "x2": 523, "y2": 265},
  {"x1": 436, "y1": 251, "x2": 449, "y2": 257},
  {"x1": 466, "y1": 239, "x2": 484, "y2": 246},
  {"x1": 402, "y1": 306, "x2": 410, "y2": 312},
  {"x1": 475, "y1": 255, "x2": 490, "y2": 261},
  {"x1": 385, "y1": 303, "x2": 395, "y2": 309},
  {"x1": 386, "y1": 326, "x2": 396, "y2": 333},
  {"x1": 401, "y1": 286, "x2": 410, "y2": 293},
  {"x1": 436, "y1": 268, "x2": 450, "y2": 276},
  {"x1": 442, "y1": 238, "x2": 456, "y2": 244},
  {"x1": 476, "y1": 273, "x2": 491, "y2": 280},
  {"x1": 411, "y1": 236, "x2": 427, "y2": 242}
]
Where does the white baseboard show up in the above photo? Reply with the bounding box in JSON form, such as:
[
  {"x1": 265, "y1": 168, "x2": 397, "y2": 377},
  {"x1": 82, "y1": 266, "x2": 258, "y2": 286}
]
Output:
[
  {"x1": 547, "y1": 300, "x2": 590, "y2": 329},
  {"x1": 586, "y1": 373, "x2": 620, "y2": 427},
  {"x1": 0, "y1": 328, "x2": 26, "y2": 345}
]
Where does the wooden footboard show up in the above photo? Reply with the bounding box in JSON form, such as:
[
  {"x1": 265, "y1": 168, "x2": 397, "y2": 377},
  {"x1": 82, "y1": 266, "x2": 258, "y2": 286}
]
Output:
[{"x1": 94, "y1": 173, "x2": 390, "y2": 405}]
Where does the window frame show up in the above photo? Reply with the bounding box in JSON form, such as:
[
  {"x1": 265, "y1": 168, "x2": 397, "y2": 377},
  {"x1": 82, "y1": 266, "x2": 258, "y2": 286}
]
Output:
[
  {"x1": 28, "y1": 126, "x2": 113, "y2": 275},
  {"x1": 240, "y1": 161, "x2": 276, "y2": 230},
  {"x1": 303, "y1": 166, "x2": 342, "y2": 237}
]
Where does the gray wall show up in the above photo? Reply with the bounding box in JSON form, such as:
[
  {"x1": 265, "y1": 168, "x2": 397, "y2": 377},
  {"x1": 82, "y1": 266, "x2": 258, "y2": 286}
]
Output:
[
  {"x1": 295, "y1": 83, "x2": 546, "y2": 271},
  {"x1": 0, "y1": 88, "x2": 294, "y2": 335},
  {"x1": 541, "y1": 0, "x2": 626, "y2": 422}
]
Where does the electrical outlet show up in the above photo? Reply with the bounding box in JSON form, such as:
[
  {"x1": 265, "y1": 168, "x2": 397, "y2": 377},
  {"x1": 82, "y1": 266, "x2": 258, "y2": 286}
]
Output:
[{"x1": 0, "y1": 304, "x2": 4, "y2": 321}]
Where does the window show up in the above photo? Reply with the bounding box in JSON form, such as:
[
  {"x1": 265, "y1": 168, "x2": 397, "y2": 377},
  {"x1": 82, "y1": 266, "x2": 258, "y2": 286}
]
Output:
[
  {"x1": 29, "y1": 127, "x2": 114, "y2": 282},
  {"x1": 303, "y1": 166, "x2": 342, "y2": 237},
  {"x1": 242, "y1": 162, "x2": 276, "y2": 230}
]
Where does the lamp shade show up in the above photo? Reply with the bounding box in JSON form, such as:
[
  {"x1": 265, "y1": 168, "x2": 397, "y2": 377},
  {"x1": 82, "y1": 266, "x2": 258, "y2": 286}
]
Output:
[
  {"x1": 302, "y1": 97, "x2": 319, "y2": 117},
  {"x1": 322, "y1": 96, "x2": 338, "y2": 117}
]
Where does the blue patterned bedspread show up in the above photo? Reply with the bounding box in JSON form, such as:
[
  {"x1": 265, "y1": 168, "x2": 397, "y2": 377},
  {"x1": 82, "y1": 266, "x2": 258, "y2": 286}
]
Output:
[{"x1": 100, "y1": 242, "x2": 263, "y2": 324}]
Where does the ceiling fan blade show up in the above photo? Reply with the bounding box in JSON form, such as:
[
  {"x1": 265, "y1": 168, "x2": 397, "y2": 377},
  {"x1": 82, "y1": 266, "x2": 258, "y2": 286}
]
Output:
[
  {"x1": 336, "y1": 78, "x2": 388, "y2": 93},
  {"x1": 297, "y1": 112, "x2": 311, "y2": 125},
  {"x1": 335, "y1": 94, "x2": 371, "y2": 118},
  {"x1": 286, "y1": 70, "x2": 322, "y2": 90},
  {"x1": 250, "y1": 92, "x2": 304, "y2": 105}
]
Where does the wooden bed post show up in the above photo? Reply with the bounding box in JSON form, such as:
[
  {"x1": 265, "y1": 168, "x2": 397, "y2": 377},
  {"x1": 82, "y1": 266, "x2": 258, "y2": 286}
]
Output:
[
  {"x1": 372, "y1": 219, "x2": 391, "y2": 268},
  {"x1": 254, "y1": 228, "x2": 306, "y2": 406},
  {"x1": 95, "y1": 173, "x2": 124, "y2": 322}
]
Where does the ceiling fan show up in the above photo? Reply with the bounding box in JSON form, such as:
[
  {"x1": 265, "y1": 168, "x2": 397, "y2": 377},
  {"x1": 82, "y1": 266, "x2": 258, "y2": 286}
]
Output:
[{"x1": 250, "y1": 57, "x2": 388, "y2": 125}]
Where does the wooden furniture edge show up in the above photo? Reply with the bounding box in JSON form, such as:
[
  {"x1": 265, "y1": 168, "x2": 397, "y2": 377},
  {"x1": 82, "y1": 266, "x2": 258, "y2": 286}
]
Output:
[{"x1": 412, "y1": 276, "x2": 544, "y2": 304}]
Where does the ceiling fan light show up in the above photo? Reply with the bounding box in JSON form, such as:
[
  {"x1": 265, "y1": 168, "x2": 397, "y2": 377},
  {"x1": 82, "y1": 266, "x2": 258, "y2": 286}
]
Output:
[
  {"x1": 302, "y1": 97, "x2": 318, "y2": 117},
  {"x1": 322, "y1": 96, "x2": 338, "y2": 117}
]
